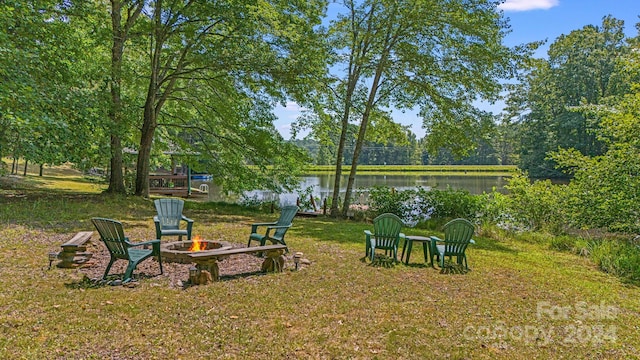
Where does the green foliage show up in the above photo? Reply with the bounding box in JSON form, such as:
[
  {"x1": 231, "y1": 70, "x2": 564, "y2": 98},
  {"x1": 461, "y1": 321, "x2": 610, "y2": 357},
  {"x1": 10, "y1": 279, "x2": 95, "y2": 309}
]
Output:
[
  {"x1": 500, "y1": 172, "x2": 567, "y2": 232},
  {"x1": 588, "y1": 239, "x2": 640, "y2": 283},
  {"x1": 553, "y1": 147, "x2": 640, "y2": 233},
  {"x1": 367, "y1": 186, "x2": 482, "y2": 227},
  {"x1": 367, "y1": 186, "x2": 415, "y2": 219},
  {"x1": 550, "y1": 59, "x2": 640, "y2": 233},
  {"x1": 295, "y1": 185, "x2": 321, "y2": 212},
  {"x1": 422, "y1": 187, "x2": 483, "y2": 221},
  {"x1": 511, "y1": 16, "x2": 631, "y2": 177}
]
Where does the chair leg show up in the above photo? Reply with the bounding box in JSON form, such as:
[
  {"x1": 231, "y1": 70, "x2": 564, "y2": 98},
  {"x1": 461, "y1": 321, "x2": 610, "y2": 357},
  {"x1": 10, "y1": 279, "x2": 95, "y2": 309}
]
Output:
[
  {"x1": 404, "y1": 240, "x2": 414, "y2": 265},
  {"x1": 103, "y1": 259, "x2": 115, "y2": 279},
  {"x1": 157, "y1": 253, "x2": 163, "y2": 275},
  {"x1": 124, "y1": 260, "x2": 138, "y2": 283},
  {"x1": 400, "y1": 240, "x2": 407, "y2": 261},
  {"x1": 422, "y1": 242, "x2": 429, "y2": 263}
]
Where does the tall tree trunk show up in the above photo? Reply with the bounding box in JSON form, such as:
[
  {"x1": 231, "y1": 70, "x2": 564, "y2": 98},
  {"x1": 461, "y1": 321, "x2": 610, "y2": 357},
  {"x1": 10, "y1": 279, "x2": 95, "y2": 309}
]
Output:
[
  {"x1": 330, "y1": 108, "x2": 350, "y2": 216},
  {"x1": 107, "y1": 0, "x2": 126, "y2": 194},
  {"x1": 39, "y1": 164, "x2": 43, "y2": 176},
  {"x1": 23, "y1": 159, "x2": 28, "y2": 176},
  {"x1": 135, "y1": 98, "x2": 157, "y2": 197},
  {"x1": 107, "y1": 0, "x2": 143, "y2": 194},
  {"x1": 135, "y1": 0, "x2": 184, "y2": 197},
  {"x1": 342, "y1": 61, "x2": 386, "y2": 217},
  {"x1": 135, "y1": 1, "x2": 163, "y2": 197}
]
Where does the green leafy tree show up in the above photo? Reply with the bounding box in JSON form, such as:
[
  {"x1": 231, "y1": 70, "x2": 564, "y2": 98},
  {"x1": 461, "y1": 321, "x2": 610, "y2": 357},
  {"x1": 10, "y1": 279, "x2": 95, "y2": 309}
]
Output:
[
  {"x1": 299, "y1": 0, "x2": 521, "y2": 217},
  {"x1": 510, "y1": 16, "x2": 630, "y2": 177},
  {"x1": 130, "y1": 0, "x2": 327, "y2": 196},
  {"x1": 550, "y1": 41, "x2": 640, "y2": 232},
  {"x1": 0, "y1": 1, "x2": 107, "y2": 175}
]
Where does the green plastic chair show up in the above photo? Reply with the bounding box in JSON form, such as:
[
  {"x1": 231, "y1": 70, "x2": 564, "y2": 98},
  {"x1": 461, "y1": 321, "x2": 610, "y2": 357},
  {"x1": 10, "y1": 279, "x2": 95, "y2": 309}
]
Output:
[
  {"x1": 154, "y1": 198, "x2": 194, "y2": 241},
  {"x1": 364, "y1": 213, "x2": 405, "y2": 262},
  {"x1": 247, "y1": 205, "x2": 299, "y2": 251},
  {"x1": 91, "y1": 217, "x2": 163, "y2": 282},
  {"x1": 429, "y1": 218, "x2": 476, "y2": 270}
]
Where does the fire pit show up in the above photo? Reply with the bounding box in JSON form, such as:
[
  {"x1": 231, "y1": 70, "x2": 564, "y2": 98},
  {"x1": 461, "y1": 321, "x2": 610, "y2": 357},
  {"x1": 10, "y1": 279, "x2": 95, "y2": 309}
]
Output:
[{"x1": 160, "y1": 237, "x2": 233, "y2": 264}]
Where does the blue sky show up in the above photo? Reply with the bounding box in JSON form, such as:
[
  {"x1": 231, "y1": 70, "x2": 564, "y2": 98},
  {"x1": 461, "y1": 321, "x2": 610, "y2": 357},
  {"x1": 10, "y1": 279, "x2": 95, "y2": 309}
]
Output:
[{"x1": 275, "y1": 0, "x2": 640, "y2": 140}]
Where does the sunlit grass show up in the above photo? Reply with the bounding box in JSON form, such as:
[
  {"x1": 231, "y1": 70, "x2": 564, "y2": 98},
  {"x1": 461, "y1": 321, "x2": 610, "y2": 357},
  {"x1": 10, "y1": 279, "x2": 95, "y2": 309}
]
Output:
[{"x1": 0, "y1": 174, "x2": 638, "y2": 359}]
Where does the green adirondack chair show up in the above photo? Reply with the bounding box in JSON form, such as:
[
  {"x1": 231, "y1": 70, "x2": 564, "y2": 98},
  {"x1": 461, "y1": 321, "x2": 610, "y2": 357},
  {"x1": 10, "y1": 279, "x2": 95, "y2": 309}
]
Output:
[
  {"x1": 91, "y1": 217, "x2": 163, "y2": 282},
  {"x1": 247, "y1": 205, "x2": 299, "y2": 251},
  {"x1": 429, "y1": 218, "x2": 476, "y2": 270},
  {"x1": 364, "y1": 213, "x2": 405, "y2": 262},
  {"x1": 154, "y1": 198, "x2": 194, "y2": 241}
]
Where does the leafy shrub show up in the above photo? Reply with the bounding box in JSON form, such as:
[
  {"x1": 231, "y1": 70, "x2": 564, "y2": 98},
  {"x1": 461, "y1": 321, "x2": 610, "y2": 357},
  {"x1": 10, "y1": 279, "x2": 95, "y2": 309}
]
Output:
[
  {"x1": 295, "y1": 185, "x2": 321, "y2": 212},
  {"x1": 553, "y1": 147, "x2": 640, "y2": 233},
  {"x1": 549, "y1": 235, "x2": 578, "y2": 252},
  {"x1": 367, "y1": 186, "x2": 482, "y2": 227},
  {"x1": 367, "y1": 186, "x2": 415, "y2": 219},
  {"x1": 501, "y1": 172, "x2": 567, "y2": 233},
  {"x1": 239, "y1": 194, "x2": 274, "y2": 211},
  {"x1": 588, "y1": 239, "x2": 640, "y2": 283},
  {"x1": 421, "y1": 187, "x2": 483, "y2": 220}
]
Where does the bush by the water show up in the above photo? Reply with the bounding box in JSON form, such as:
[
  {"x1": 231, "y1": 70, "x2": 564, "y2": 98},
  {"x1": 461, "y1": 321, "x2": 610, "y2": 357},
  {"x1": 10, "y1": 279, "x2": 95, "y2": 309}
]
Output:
[{"x1": 365, "y1": 175, "x2": 640, "y2": 285}]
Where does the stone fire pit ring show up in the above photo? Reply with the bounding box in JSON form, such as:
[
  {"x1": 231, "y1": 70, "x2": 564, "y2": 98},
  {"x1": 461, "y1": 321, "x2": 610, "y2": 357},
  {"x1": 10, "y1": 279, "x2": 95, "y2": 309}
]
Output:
[{"x1": 160, "y1": 240, "x2": 233, "y2": 264}]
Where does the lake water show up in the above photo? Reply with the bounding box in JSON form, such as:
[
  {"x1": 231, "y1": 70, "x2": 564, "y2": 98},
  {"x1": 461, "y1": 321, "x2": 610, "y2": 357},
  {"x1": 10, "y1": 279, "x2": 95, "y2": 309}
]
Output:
[{"x1": 193, "y1": 173, "x2": 510, "y2": 207}]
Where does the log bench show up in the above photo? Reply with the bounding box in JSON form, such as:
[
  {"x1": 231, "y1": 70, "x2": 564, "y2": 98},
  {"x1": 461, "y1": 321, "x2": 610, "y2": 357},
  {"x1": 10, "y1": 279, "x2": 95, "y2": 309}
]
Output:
[
  {"x1": 57, "y1": 231, "x2": 93, "y2": 268},
  {"x1": 187, "y1": 244, "x2": 287, "y2": 283}
]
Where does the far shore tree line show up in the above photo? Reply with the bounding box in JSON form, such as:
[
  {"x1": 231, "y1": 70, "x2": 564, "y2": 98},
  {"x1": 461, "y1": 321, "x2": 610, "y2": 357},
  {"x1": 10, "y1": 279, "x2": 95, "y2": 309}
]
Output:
[{"x1": 1, "y1": 1, "x2": 639, "y2": 218}]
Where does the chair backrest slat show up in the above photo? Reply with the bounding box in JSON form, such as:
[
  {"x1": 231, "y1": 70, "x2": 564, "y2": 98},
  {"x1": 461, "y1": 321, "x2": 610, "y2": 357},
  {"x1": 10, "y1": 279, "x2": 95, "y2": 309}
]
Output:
[
  {"x1": 155, "y1": 198, "x2": 184, "y2": 229},
  {"x1": 373, "y1": 213, "x2": 403, "y2": 249},
  {"x1": 443, "y1": 218, "x2": 475, "y2": 255},
  {"x1": 273, "y1": 205, "x2": 299, "y2": 240},
  {"x1": 92, "y1": 217, "x2": 129, "y2": 259}
]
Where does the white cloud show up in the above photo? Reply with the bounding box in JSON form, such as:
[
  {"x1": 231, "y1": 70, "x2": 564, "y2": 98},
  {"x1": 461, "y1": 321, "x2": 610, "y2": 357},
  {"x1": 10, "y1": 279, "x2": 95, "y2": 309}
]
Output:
[
  {"x1": 282, "y1": 101, "x2": 302, "y2": 112},
  {"x1": 275, "y1": 101, "x2": 306, "y2": 120},
  {"x1": 498, "y1": 0, "x2": 559, "y2": 12}
]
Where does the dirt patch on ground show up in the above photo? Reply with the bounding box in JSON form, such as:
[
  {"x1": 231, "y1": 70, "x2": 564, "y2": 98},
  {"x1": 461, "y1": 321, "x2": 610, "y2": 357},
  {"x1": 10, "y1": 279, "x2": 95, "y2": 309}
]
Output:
[{"x1": 75, "y1": 241, "x2": 294, "y2": 288}]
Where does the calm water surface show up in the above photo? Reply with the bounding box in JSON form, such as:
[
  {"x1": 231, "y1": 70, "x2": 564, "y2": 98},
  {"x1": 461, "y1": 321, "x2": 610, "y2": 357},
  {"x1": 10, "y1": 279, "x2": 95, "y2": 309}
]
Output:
[{"x1": 195, "y1": 174, "x2": 510, "y2": 207}]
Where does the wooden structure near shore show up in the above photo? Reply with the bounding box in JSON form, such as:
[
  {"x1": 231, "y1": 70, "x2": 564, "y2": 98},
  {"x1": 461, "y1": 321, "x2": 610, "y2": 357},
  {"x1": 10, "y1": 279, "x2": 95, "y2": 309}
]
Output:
[{"x1": 149, "y1": 174, "x2": 190, "y2": 197}]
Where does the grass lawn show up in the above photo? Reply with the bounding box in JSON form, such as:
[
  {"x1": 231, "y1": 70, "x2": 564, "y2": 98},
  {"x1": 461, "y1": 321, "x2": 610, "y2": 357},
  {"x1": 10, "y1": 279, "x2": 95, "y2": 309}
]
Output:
[{"x1": 0, "y1": 174, "x2": 639, "y2": 359}]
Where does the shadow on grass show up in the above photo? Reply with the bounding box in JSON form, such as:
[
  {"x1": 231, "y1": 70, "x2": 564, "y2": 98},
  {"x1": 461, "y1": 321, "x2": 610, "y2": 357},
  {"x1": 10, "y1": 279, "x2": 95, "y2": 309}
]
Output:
[
  {"x1": 470, "y1": 237, "x2": 519, "y2": 255},
  {"x1": 437, "y1": 262, "x2": 470, "y2": 275},
  {"x1": 402, "y1": 262, "x2": 432, "y2": 269},
  {"x1": 64, "y1": 273, "x2": 160, "y2": 289},
  {"x1": 361, "y1": 254, "x2": 401, "y2": 268}
]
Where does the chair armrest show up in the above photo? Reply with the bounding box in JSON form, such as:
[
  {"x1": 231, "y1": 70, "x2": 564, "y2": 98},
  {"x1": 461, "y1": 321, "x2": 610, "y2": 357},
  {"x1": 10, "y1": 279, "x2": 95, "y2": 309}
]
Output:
[
  {"x1": 251, "y1": 221, "x2": 278, "y2": 233},
  {"x1": 429, "y1": 236, "x2": 441, "y2": 252},
  {"x1": 266, "y1": 225, "x2": 291, "y2": 230},
  {"x1": 364, "y1": 230, "x2": 372, "y2": 240},
  {"x1": 182, "y1": 216, "x2": 194, "y2": 236},
  {"x1": 132, "y1": 239, "x2": 161, "y2": 247},
  {"x1": 263, "y1": 225, "x2": 291, "y2": 238},
  {"x1": 153, "y1": 216, "x2": 161, "y2": 239},
  {"x1": 470, "y1": 239, "x2": 476, "y2": 244},
  {"x1": 133, "y1": 239, "x2": 162, "y2": 254}
]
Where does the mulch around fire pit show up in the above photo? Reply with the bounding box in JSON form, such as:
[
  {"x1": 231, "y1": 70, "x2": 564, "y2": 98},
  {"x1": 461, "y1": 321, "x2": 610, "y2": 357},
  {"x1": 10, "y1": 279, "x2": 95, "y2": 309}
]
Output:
[{"x1": 75, "y1": 241, "x2": 295, "y2": 288}]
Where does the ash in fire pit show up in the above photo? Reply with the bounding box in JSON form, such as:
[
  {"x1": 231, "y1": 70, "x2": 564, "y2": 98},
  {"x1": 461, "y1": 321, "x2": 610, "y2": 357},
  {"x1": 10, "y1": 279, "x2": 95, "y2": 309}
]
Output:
[{"x1": 161, "y1": 238, "x2": 233, "y2": 264}]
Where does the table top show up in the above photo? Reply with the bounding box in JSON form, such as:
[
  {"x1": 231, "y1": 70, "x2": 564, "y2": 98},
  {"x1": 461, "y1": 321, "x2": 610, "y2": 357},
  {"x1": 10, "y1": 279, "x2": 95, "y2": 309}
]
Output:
[{"x1": 405, "y1": 235, "x2": 430, "y2": 241}]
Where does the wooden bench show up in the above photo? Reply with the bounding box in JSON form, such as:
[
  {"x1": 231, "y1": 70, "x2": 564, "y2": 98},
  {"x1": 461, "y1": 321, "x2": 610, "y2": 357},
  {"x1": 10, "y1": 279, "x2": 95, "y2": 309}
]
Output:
[
  {"x1": 57, "y1": 231, "x2": 93, "y2": 268},
  {"x1": 187, "y1": 244, "x2": 287, "y2": 283}
]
